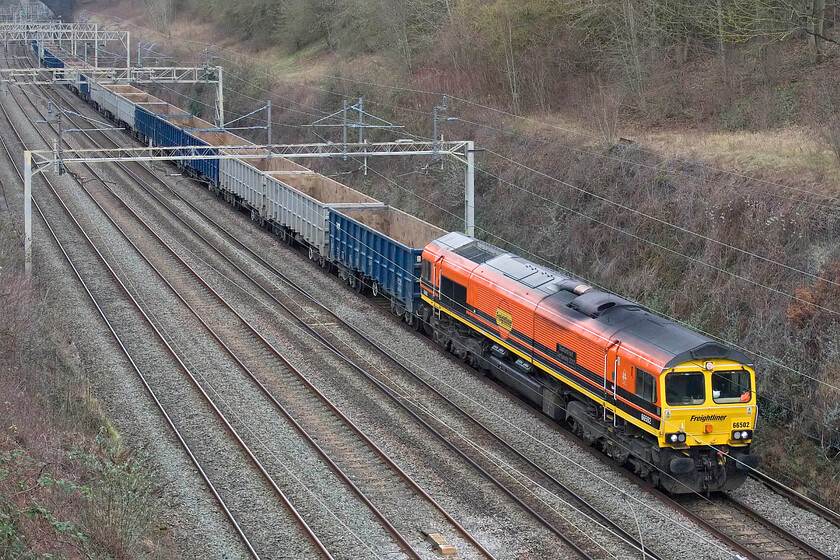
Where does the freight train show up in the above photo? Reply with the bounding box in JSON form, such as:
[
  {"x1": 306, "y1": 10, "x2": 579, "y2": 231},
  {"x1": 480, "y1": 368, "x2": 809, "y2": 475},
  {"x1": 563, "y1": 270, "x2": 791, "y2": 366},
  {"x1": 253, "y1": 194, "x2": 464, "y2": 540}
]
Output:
[{"x1": 30, "y1": 40, "x2": 758, "y2": 494}]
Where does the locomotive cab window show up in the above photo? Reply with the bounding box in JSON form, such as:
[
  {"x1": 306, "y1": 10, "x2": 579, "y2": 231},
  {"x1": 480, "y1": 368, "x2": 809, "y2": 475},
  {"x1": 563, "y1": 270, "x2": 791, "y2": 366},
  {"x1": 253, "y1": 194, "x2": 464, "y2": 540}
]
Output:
[
  {"x1": 665, "y1": 372, "x2": 705, "y2": 406},
  {"x1": 635, "y1": 368, "x2": 657, "y2": 403},
  {"x1": 712, "y1": 370, "x2": 751, "y2": 403},
  {"x1": 440, "y1": 275, "x2": 467, "y2": 311},
  {"x1": 421, "y1": 259, "x2": 431, "y2": 283}
]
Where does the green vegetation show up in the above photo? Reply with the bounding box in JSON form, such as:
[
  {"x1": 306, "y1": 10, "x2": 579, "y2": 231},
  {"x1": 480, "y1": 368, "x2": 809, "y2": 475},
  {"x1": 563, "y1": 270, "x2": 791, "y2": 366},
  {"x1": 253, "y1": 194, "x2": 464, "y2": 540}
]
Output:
[{"x1": 0, "y1": 225, "x2": 174, "y2": 558}]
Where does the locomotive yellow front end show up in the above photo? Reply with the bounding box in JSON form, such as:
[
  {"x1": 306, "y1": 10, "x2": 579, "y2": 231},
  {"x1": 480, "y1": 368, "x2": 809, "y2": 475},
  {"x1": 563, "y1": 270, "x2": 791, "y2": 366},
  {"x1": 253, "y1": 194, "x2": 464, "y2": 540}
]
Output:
[{"x1": 655, "y1": 359, "x2": 758, "y2": 493}]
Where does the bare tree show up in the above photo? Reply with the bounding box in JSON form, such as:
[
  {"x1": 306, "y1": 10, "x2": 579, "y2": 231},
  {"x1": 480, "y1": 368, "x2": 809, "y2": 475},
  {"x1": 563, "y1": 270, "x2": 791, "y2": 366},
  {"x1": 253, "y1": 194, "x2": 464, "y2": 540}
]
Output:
[
  {"x1": 805, "y1": 0, "x2": 826, "y2": 60},
  {"x1": 589, "y1": 77, "x2": 623, "y2": 145},
  {"x1": 144, "y1": 0, "x2": 175, "y2": 31}
]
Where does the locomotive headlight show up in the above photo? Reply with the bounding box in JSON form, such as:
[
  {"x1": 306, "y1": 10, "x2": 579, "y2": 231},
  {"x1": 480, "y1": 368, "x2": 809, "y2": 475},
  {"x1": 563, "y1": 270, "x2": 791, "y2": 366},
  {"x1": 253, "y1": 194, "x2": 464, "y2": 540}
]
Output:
[
  {"x1": 678, "y1": 433, "x2": 687, "y2": 443},
  {"x1": 732, "y1": 429, "x2": 752, "y2": 441},
  {"x1": 666, "y1": 432, "x2": 687, "y2": 444},
  {"x1": 669, "y1": 434, "x2": 678, "y2": 443},
  {"x1": 733, "y1": 431, "x2": 741, "y2": 440}
]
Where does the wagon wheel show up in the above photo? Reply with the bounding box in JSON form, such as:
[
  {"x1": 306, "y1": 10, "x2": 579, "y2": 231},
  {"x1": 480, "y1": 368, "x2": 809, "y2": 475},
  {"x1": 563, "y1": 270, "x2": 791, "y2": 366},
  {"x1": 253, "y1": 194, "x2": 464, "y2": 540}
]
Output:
[
  {"x1": 354, "y1": 275, "x2": 365, "y2": 294},
  {"x1": 319, "y1": 256, "x2": 330, "y2": 270},
  {"x1": 371, "y1": 281, "x2": 380, "y2": 297}
]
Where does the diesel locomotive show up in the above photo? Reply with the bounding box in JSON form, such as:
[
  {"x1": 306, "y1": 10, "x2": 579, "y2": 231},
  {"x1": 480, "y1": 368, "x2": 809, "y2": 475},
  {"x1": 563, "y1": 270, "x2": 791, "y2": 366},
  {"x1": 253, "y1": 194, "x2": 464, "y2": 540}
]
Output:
[{"x1": 418, "y1": 232, "x2": 757, "y2": 493}]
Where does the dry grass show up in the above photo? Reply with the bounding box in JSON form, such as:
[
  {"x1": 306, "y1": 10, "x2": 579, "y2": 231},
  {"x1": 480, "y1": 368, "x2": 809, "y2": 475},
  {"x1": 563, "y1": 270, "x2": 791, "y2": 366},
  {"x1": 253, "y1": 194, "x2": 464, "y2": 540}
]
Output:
[
  {"x1": 642, "y1": 128, "x2": 840, "y2": 181},
  {"x1": 0, "y1": 226, "x2": 174, "y2": 557}
]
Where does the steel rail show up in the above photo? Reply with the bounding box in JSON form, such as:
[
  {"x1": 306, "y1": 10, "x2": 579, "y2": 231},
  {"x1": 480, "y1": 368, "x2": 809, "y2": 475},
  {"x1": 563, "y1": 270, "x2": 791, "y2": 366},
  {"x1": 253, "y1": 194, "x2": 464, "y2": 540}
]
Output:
[
  {"x1": 671, "y1": 492, "x2": 834, "y2": 560},
  {"x1": 0, "y1": 95, "x2": 273, "y2": 560},
  {"x1": 1, "y1": 54, "x2": 334, "y2": 560},
  {"x1": 748, "y1": 469, "x2": 840, "y2": 528},
  {"x1": 38, "y1": 52, "x2": 663, "y2": 560},
  {"x1": 561, "y1": 419, "x2": 835, "y2": 560},
  {"x1": 13, "y1": 53, "x2": 493, "y2": 560}
]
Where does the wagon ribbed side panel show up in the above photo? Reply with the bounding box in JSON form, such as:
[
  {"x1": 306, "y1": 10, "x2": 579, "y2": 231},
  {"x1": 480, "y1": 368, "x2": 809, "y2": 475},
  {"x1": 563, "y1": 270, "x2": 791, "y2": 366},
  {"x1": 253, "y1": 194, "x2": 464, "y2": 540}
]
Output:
[
  {"x1": 136, "y1": 106, "x2": 216, "y2": 182},
  {"x1": 114, "y1": 94, "x2": 137, "y2": 129},
  {"x1": 271, "y1": 175, "x2": 331, "y2": 256},
  {"x1": 91, "y1": 83, "x2": 118, "y2": 117},
  {"x1": 329, "y1": 207, "x2": 443, "y2": 312},
  {"x1": 156, "y1": 121, "x2": 215, "y2": 184},
  {"x1": 220, "y1": 157, "x2": 265, "y2": 210},
  {"x1": 134, "y1": 106, "x2": 156, "y2": 141}
]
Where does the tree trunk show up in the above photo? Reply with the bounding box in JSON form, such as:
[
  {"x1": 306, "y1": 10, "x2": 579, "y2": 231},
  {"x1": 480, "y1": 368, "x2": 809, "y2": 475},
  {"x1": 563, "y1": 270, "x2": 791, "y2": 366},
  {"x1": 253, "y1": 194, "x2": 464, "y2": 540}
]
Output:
[
  {"x1": 504, "y1": 20, "x2": 520, "y2": 114},
  {"x1": 806, "y1": 0, "x2": 826, "y2": 61},
  {"x1": 716, "y1": 0, "x2": 728, "y2": 82}
]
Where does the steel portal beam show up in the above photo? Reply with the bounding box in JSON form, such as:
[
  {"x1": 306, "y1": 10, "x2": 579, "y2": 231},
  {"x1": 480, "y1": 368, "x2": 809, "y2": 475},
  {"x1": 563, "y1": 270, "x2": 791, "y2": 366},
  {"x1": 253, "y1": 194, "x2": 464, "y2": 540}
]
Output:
[
  {"x1": 24, "y1": 139, "x2": 477, "y2": 273},
  {"x1": 27, "y1": 141, "x2": 471, "y2": 166},
  {"x1": 0, "y1": 66, "x2": 220, "y2": 85},
  {"x1": 0, "y1": 22, "x2": 125, "y2": 43}
]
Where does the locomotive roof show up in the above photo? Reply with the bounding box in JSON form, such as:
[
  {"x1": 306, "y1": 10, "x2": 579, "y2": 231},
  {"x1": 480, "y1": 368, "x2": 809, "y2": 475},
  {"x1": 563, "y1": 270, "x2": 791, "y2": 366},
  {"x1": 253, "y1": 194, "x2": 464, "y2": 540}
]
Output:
[{"x1": 431, "y1": 232, "x2": 752, "y2": 370}]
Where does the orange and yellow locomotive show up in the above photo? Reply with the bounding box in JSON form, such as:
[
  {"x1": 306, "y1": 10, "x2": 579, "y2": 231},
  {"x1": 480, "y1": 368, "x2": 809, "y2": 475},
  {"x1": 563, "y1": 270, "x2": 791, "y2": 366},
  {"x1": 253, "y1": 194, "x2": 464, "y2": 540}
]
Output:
[{"x1": 418, "y1": 232, "x2": 757, "y2": 493}]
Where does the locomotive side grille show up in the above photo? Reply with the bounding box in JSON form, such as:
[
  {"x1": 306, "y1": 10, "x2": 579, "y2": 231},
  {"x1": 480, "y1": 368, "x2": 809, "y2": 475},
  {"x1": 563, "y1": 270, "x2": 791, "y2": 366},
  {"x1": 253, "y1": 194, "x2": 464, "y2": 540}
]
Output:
[{"x1": 534, "y1": 314, "x2": 605, "y2": 374}]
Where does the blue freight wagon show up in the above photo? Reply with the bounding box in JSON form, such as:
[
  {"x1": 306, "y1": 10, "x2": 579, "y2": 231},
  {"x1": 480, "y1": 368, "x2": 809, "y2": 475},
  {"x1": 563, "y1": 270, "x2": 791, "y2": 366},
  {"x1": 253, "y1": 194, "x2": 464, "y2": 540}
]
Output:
[
  {"x1": 134, "y1": 105, "x2": 219, "y2": 185},
  {"x1": 187, "y1": 127, "x2": 252, "y2": 188},
  {"x1": 329, "y1": 205, "x2": 446, "y2": 315},
  {"x1": 42, "y1": 50, "x2": 64, "y2": 68}
]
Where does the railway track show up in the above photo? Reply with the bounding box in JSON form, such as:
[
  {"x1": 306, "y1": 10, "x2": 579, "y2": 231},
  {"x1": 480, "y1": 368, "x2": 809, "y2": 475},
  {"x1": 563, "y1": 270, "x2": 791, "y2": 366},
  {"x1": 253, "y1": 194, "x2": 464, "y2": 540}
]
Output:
[
  {"x1": 0, "y1": 86, "x2": 328, "y2": 560},
  {"x1": 3, "y1": 50, "x2": 493, "y2": 559},
  {"x1": 672, "y1": 493, "x2": 834, "y2": 560},
  {"x1": 24, "y1": 41, "x2": 838, "y2": 560},
  {"x1": 544, "y1": 408, "x2": 839, "y2": 560},
  {"x1": 16, "y1": 46, "x2": 674, "y2": 558},
  {"x1": 747, "y1": 469, "x2": 840, "y2": 529}
]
